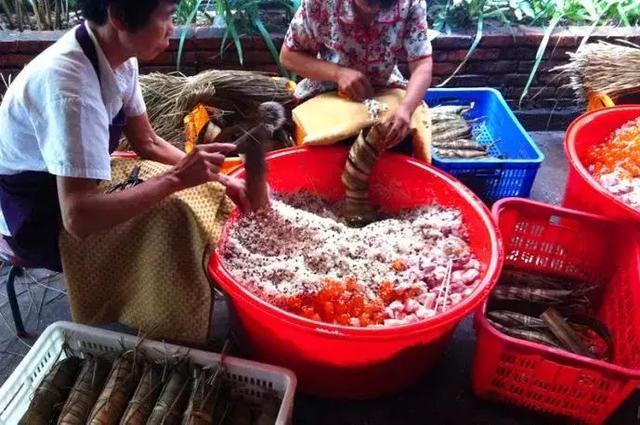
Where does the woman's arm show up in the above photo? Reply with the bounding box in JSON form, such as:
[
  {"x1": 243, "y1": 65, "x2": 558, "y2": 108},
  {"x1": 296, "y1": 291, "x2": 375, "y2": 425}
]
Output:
[
  {"x1": 402, "y1": 56, "x2": 433, "y2": 114},
  {"x1": 280, "y1": 45, "x2": 341, "y2": 83},
  {"x1": 57, "y1": 143, "x2": 237, "y2": 238},
  {"x1": 124, "y1": 112, "x2": 185, "y2": 165},
  {"x1": 280, "y1": 45, "x2": 373, "y2": 100},
  {"x1": 384, "y1": 56, "x2": 433, "y2": 147}
]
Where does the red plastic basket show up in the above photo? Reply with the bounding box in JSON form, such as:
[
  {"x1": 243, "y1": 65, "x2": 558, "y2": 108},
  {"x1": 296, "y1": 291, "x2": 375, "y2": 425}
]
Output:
[
  {"x1": 563, "y1": 105, "x2": 640, "y2": 222},
  {"x1": 472, "y1": 198, "x2": 640, "y2": 424},
  {"x1": 209, "y1": 145, "x2": 503, "y2": 399}
]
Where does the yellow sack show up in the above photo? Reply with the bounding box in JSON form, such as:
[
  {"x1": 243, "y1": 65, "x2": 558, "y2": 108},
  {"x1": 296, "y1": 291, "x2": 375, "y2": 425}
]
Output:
[{"x1": 292, "y1": 88, "x2": 432, "y2": 163}]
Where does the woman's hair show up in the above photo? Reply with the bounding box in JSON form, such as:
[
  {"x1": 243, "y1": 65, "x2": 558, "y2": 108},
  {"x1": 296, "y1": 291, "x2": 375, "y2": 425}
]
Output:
[
  {"x1": 370, "y1": 0, "x2": 400, "y2": 9},
  {"x1": 80, "y1": 0, "x2": 178, "y2": 31}
]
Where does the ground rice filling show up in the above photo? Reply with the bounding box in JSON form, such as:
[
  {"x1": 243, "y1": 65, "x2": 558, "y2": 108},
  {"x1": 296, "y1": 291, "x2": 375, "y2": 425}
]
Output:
[
  {"x1": 222, "y1": 192, "x2": 482, "y2": 327},
  {"x1": 589, "y1": 117, "x2": 640, "y2": 209}
]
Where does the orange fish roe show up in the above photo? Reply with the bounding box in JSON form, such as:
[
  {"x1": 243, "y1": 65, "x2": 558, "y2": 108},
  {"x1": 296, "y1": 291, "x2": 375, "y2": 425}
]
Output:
[
  {"x1": 281, "y1": 277, "x2": 420, "y2": 327},
  {"x1": 588, "y1": 118, "x2": 640, "y2": 178},
  {"x1": 391, "y1": 259, "x2": 407, "y2": 272}
]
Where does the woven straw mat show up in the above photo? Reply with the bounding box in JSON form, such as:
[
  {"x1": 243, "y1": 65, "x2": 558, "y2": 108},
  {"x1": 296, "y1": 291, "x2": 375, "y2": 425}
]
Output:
[{"x1": 60, "y1": 158, "x2": 234, "y2": 346}]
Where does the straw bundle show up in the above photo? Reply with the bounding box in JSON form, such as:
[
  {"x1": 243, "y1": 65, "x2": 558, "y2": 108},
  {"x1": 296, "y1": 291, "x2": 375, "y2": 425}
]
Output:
[
  {"x1": 554, "y1": 41, "x2": 640, "y2": 104},
  {"x1": 122, "y1": 70, "x2": 293, "y2": 150}
]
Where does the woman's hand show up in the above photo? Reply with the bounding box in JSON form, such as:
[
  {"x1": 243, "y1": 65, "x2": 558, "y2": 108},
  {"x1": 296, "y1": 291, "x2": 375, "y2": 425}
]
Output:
[
  {"x1": 336, "y1": 67, "x2": 374, "y2": 101},
  {"x1": 384, "y1": 105, "x2": 412, "y2": 148},
  {"x1": 221, "y1": 175, "x2": 252, "y2": 213},
  {"x1": 171, "y1": 143, "x2": 237, "y2": 190}
]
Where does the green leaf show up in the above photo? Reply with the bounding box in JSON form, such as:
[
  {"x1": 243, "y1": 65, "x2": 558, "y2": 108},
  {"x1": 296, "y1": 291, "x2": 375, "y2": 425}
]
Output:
[
  {"x1": 519, "y1": 11, "x2": 562, "y2": 107},
  {"x1": 577, "y1": 2, "x2": 611, "y2": 51},
  {"x1": 520, "y1": 2, "x2": 535, "y2": 18},
  {"x1": 215, "y1": 0, "x2": 244, "y2": 65},
  {"x1": 617, "y1": 2, "x2": 631, "y2": 27},
  {"x1": 437, "y1": 9, "x2": 484, "y2": 88},
  {"x1": 177, "y1": 0, "x2": 203, "y2": 72},
  {"x1": 227, "y1": 21, "x2": 244, "y2": 65},
  {"x1": 580, "y1": 0, "x2": 598, "y2": 21},
  {"x1": 253, "y1": 16, "x2": 289, "y2": 77}
]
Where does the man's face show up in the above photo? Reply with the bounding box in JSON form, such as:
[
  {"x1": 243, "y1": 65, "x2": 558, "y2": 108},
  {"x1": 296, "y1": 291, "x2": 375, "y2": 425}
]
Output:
[{"x1": 121, "y1": 2, "x2": 176, "y2": 62}]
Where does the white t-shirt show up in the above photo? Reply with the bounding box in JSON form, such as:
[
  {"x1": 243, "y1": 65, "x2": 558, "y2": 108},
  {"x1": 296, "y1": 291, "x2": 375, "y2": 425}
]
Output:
[{"x1": 0, "y1": 22, "x2": 146, "y2": 235}]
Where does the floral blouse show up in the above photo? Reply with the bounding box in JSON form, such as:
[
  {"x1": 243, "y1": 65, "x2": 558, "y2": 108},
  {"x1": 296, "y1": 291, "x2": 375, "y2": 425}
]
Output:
[{"x1": 284, "y1": 0, "x2": 432, "y2": 100}]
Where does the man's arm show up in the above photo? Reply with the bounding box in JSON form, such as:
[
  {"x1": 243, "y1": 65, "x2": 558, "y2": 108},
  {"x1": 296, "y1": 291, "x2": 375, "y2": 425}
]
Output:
[
  {"x1": 124, "y1": 112, "x2": 185, "y2": 165},
  {"x1": 57, "y1": 144, "x2": 235, "y2": 238}
]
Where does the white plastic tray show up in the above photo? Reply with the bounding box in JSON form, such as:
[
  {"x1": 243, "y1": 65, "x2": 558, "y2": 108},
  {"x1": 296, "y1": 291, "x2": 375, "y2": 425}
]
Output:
[{"x1": 0, "y1": 321, "x2": 296, "y2": 424}]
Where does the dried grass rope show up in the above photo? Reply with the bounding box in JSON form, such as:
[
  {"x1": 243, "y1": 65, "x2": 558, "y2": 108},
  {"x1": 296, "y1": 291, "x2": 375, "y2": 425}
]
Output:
[
  {"x1": 554, "y1": 41, "x2": 640, "y2": 104},
  {"x1": 121, "y1": 70, "x2": 293, "y2": 151}
]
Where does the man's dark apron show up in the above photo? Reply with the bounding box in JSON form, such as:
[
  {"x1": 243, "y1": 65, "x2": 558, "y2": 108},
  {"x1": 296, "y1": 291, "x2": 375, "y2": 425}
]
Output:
[{"x1": 0, "y1": 24, "x2": 126, "y2": 272}]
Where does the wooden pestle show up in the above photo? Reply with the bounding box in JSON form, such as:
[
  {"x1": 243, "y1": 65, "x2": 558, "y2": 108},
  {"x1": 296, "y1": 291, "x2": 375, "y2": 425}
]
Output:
[{"x1": 233, "y1": 102, "x2": 285, "y2": 211}]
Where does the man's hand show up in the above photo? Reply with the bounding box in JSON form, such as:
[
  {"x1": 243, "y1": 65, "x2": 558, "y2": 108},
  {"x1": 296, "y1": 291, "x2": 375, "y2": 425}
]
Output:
[
  {"x1": 171, "y1": 143, "x2": 236, "y2": 190},
  {"x1": 384, "y1": 105, "x2": 412, "y2": 148},
  {"x1": 336, "y1": 67, "x2": 374, "y2": 101}
]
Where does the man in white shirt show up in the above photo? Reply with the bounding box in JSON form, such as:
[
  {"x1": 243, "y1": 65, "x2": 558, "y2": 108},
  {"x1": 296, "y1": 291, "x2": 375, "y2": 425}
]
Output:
[{"x1": 0, "y1": 0, "x2": 250, "y2": 272}]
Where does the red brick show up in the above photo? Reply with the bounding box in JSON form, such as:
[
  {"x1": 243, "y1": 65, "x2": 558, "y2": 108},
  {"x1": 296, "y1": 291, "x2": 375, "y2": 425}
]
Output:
[
  {"x1": 432, "y1": 62, "x2": 459, "y2": 76},
  {"x1": 515, "y1": 29, "x2": 580, "y2": 48},
  {"x1": 244, "y1": 50, "x2": 279, "y2": 65},
  {"x1": 252, "y1": 64, "x2": 281, "y2": 74},
  {"x1": 0, "y1": 68, "x2": 21, "y2": 94},
  {"x1": 443, "y1": 48, "x2": 500, "y2": 62},
  {"x1": 193, "y1": 27, "x2": 225, "y2": 49},
  {"x1": 0, "y1": 54, "x2": 34, "y2": 67},
  {"x1": 447, "y1": 74, "x2": 488, "y2": 87},
  {"x1": 0, "y1": 40, "x2": 19, "y2": 54},
  {"x1": 507, "y1": 86, "x2": 556, "y2": 100},
  {"x1": 536, "y1": 71, "x2": 569, "y2": 85},
  {"x1": 500, "y1": 47, "x2": 536, "y2": 60},
  {"x1": 433, "y1": 34, "x2": 473, "y2": 49},
  {"x1": 548, "y1": 34, "x2": 580, "y2": 48},
  {"x1": 531, "y1": 86, "x2": 557, "y2": 99},
  {"x1": 479, "y1": 32, "x2": 516, "y2": 48},
  {"x1": 252, "y1": 35, "x2": 284, "y2": 51},
  {"x1": 167, "y1": 36, "x2": 196, "y2": 52},
  {"x1": 545, "y1": 47, "x2": 575, "y2": 60},
  {"x1": 557, "y1": 84, "x2": 577, "y2": 98},
  {"x1": 535, "y1": 98, "x2": 578, "y2": 108},
  {"x1": 515, "y1": 28, "x2": 545, "y2": 46},
  {"x1": 444, "y1": 50, "x2": 467, "y2": 62},
  {"x1": 197, "y1": 49, "x2": 242, "y2": 66},
  {"x1": 7, "y1": 30, "x2": 64, "y2": 53},
  {"x1": 468, "y1": 60, "x2": 518, "y2": 74},
  {"x1": 540, "y1": 60, "x2": 566, "y2": 72},
  {"x1": 517, "y1": 61, "x2": 535, "y2": 73},
  {"x1": 489, "y1": 74, "x2": 530, "y2": 86},
  {"x1": 144, "y1": 51, "x2": 198, "y2": 66},
  {"x1": 433, "y1": 51, "x2": 448, "y2": 62}
]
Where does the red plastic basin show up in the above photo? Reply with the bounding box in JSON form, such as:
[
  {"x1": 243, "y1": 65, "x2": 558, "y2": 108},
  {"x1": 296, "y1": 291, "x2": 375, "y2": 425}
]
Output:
[
  {"x1": 208, "y1": 145, "x2": 503, "y2": 398},
  {"x1": 563, "y1": 105, "x2": 640, "y2": 221}
]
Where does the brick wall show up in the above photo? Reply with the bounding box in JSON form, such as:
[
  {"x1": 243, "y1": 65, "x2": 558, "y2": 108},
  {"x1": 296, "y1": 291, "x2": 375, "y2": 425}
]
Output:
[{"x1": 1, "y1": 26, "x2": 639, "y2": 130}]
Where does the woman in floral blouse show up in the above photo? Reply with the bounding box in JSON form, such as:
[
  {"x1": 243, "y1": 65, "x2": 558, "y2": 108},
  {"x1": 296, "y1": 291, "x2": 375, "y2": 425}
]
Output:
[{"x1": 280, "y1": 0, "x2": 433, "y2": 148}]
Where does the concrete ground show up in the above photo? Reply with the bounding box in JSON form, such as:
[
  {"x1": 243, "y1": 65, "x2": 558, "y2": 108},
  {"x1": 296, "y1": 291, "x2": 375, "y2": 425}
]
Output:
[{"x1": 0, "y1": 132, "x2": 637, "y2": 424}]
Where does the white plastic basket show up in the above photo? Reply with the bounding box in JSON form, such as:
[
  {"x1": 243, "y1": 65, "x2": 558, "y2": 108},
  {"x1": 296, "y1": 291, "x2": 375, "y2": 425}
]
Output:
[{"x1": 0, "y1": 321, "x2": 296, "y2": 424}]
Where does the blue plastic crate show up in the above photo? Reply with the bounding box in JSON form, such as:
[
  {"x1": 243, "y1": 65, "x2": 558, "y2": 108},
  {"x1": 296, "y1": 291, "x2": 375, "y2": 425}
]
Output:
[{"x1": 425, "y1": 88, "x2": 544, "y2": 204}]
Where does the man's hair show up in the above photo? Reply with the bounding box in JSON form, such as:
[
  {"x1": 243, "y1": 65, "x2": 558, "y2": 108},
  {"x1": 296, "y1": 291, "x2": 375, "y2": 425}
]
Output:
[{"x1": 80, "y1": 0, "x2": 178, "y2": 31}]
